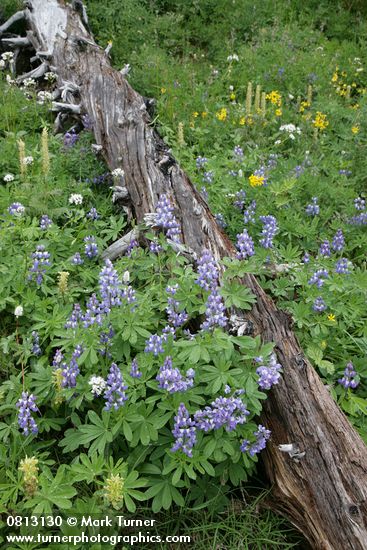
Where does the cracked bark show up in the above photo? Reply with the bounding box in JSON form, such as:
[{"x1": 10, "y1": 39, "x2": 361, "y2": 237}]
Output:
[{"x1": 1, "y1": 2, "x2": 367, "y2": 548}]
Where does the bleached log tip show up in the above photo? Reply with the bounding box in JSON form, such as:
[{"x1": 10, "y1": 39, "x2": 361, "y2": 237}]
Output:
[
  {"x1": 51, "y1": 102, "x2": 81, "y2": 114},
  {"x1": 0, "y1": 10, "x2": 26, "y2": 36}
]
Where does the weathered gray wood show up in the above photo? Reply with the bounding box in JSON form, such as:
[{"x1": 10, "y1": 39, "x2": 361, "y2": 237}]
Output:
[
  {"x1": 101, "y1": 228, "x2": 140, "y2": 261},
  {"x1": 3, "y1": 2, "x2": 367, "y2": 548}
]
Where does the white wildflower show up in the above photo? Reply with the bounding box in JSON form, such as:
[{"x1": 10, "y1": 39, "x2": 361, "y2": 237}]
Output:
[
  {"x1": 1, "y1": 51, "x2": 14, "y2": 62},
  {"x1": 23, "y1": 78, "x2": 36, "y2": 88},
  {"x1": 44, "y1": 71, "x2": 57, "y2": 82},
  {"x1": 123, "y1": 270, "x2": 130, "y2": 284},
  {"x1": 279, "y1": 124, "x2": 301, "y2": 135},
  {"x1": 14, "y1": 305, "x2": 24, "y2": 317},
  {"x1": 89, "y1": 375, "x2": 106, "y2": 396},
  {"x1": 6, "y1": 75, "x2": 15, "y2": 85},
  {"x1": 274, "y1": 139, "x2": 281, "y2": 145},
  {"x1": 111, "y1": 168, "x2": 125, "y2": 178},
  {"x1": 3, "y1": 173, "x2": 15, "y2": 182},
  {"x1": 68, "y1": 193, "x2": 83, "y2": 205},
  {"x1": 23, "y1": 156, "x2": 34, "y2": 165},
  {"x1": 37, "y1": 91, "x2": 53, "y2": 104},
  {"x1": 227, "y1": 54, "x2": 239, "y2": 62}
]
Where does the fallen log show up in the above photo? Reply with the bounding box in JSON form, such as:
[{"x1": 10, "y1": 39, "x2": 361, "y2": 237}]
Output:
[{"x1": 1, "y1": 2, "x2": 367, "y2": 548}]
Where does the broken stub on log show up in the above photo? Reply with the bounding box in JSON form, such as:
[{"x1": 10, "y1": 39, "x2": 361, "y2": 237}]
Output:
[{"x1": 1, "y1": 2, "x2": 367, "y2": 548}]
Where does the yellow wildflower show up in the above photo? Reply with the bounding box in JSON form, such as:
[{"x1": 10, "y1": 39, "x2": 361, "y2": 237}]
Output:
[
  {"x1": 230, "y1": 92, "x2": 236, "y2": 101},
  {"x1": 192, "y1": 111, "x2": 199, "y2": 118},
  {"x1": 249, "y1": 174, "x2": 265, "y2": 187},
  {"x1": 160, "y1": 87, "x2": 166, "y2": 94},
  {"x1": 19, "y1": 456, "x2": 39, "y2": 497},
  {"x1": 201, "y1": 111, "x2": 208, "y2": 118},
  {"x1": 331, "y1": 72, "x2": 338, "y2": 83},
  {"x1": 216, "y1": 108, "x2": 227, "y2": 121},
  {"x1": 313, "y1": 111, "x2": 329, "y2": 131},
  {"x1": 327, "y1": 314, "x2": 336, "y2": 322},
  {"x1": 275, "y1": 109, "x2": 282, "y2": 117},
  {"x1": 266, "y1": 90, "x2": 282, "y2": 107},
  {"x1": 351, "y1": 126, "x2": 359, "y2": 134},
  {"x1": 104, "y1": 474, "x2": 124, "y2": 509},
  {"x1": 239, "y1": 116, "x2": 246, "y2": 125},
  {"x1": 299, "y1": 100, "x2": 310, "y2": 113}
]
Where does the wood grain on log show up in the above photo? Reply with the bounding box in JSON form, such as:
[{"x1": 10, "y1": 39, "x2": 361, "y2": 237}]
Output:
[{"x1": 2, "y1": 2, "x2": 367, "y2": 548}]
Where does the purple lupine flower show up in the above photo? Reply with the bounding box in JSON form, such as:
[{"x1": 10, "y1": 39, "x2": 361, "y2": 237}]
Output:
[
  {"x1": 155, "y1": 194, "x2": 181, "y2": 243},
  {"x1": 82, "y1": 294, "x2": 103, "y2": 327},
  {"x1": 121, "y1": 284, "x2": 137, "y2": 305},
  {"x1": 104, "y1": 363, "x2": 128, "y2": 411},
  {"x1": 293, "y1": 165, "x2": 305, "y2": 178},
  {"x1": 214, "y1": 213, "x2": 227, "y2": 229},
  {"x1": 149, "y1": 241, "x2": 163, "y2": 254},
  {"x1": 84, "y1": 236, "x2": 98, "y2": 258},
  {"x1": 196, "y1": 156, "x2": 208, "y2": 169},
  {"x1": 308, "y1": 269, "x2": 329, "y2": 288},
  {"x1": 65, "y1": 303, "x2": 83, "y2": 329},
  {"x1": 233, "y1": 145, "x2": 244, "y2": 159},
  {"x1": 354, "y1": 197, "x2": 366, "y2": 211},
  {"x1": 195, "y1": 249, "x2": 219, "y2": 291},
  {"x1": 201, "y1": 288, "x2": 227, "y2": 331},
  {"x1": 254, "y1": 166, "x2": 268, "y2": 185},
  {"x1": 236, "y1": 228, "x2": 255, "y2": 259},
  {"x1": 335, "y1": 258, "x2": 351, "y2": 275},
  {"x1": 303, "y1": 252, "x2": 310, "y2": 263},
  {"x1": 8, "y1": 202, "x2": 25, "y2": 216},
  {"x1": 267, "y1": 153, "x2": 278, "y2": 169},
  {"x1": 52, "y1": 349, "x2": 64, "y2": 369},
  {"x1": 332, "y1": 229, "x2": 344, "y2": 252},
  {"x1": 338, "y1": 362, "x2": 359, "y2": 389},
  {"x1": 99, "y1": 259, "x2": 122, "y2": 308},
  {"x1": 61, "y1": 344, "x2": 83, "y2": 388},
  {"x1": 166, "y1": 285, "x2": 188, "y2": 328},
  {"x1": 259, "y1": 215, "x2": 278, "y2": 248},
  {"x1": 156, "y1": 356, "x2": 194, "y2": 393},
  {"x1": 126, "y1": 239, "x2": 139, "y2": 256},
  {"x1": 171, "y1": 403, "x2": 197, "y2": 458},
  {"x1": 305, "y1": 197, "x2": 319, "y2": 216},
  {"x1": 234, "y1": 189, "x2": 246, "y2": 210},
  {"x1": 28, "y1": 245, "x2": 51, "y2": 285},
  {"x1": 319, "y1": 240, "x2": 331, "y2": 257},
  {"x1": 31, "y1": 331, "x2": 41, "y2": 356},
  {"x1": 87, "y1": 207, "x2": 99, "y2": 220},
  {"x1": 194, "y1": 393, "x2": 249, "y2": 432},
  {"x1": 313, "y1": 296, "x2": 326, "y2": 312},
  {"x1": 39, "y1": 215, "x2": 52, "y2": 230},
  {"x1": 145, "y1": 334, "x2": 165, "y2": 356},
  {"x1": 349, "y1": 212, "x2": 367, "y2": 225},
  {"x1": 255, "y1": 354, "x2": 282, "y2": 390},
  {"x1": 82, "y1": 114, "x2": 93, "y2": 130},
  {"x1": 99, "y1": 325, "x2": 115, "y2": 356},
  {"x1": 162, "y1": 325, "x2": 176, "y2": 339},
  {"x1": 130, "y1": 358, "x2": 142, "y2": 379},
  {"x1": 339, "y1": 169, "x2": 352, "y2": 176},
  {"x1": 240, "y1": 424, "x2": 271, "y2": 456},
  {"x1": 63, "y1": 129, "x2": 78, "y2": 148},
  {"x1": 228, "y1": 170, "x2": 238, "y2": 177},
  {"x1": 72, "y1": 252, "x2": 84, "y2": 265},
  {"x1": 243, "y1": 200, "x2": 256, "y2": 224},
  {"x1": 16, "y1": 392, "x2": 39, "y2": 436},
  {"x1": 202, "y1": 170, "x2": 214, "y2": 184}
]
